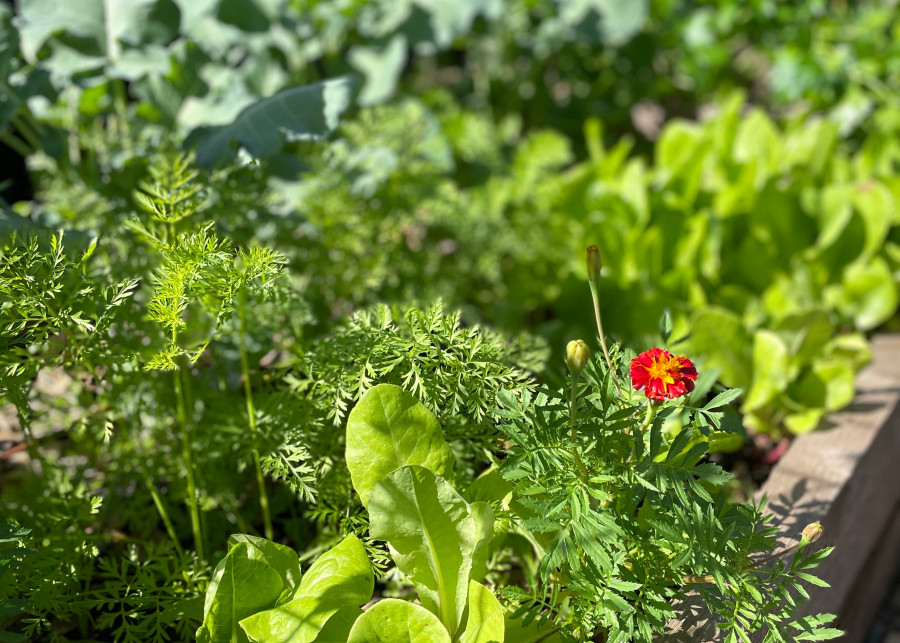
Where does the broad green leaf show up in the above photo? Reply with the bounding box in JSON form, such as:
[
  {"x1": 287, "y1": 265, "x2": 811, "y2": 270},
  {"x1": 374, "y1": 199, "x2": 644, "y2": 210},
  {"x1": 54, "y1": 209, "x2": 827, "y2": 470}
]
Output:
[
  {"x1": 707, "y1": 430, "x2": 745, "y2": 453},
  {"x1": 824, "y1": 332, "x2": 872, "y2": 371},
  {"x1": 196, "y1": 543, "x2": 284, "y2": 643},
  {"x1": 312, "y1": 607, "x2": 363, "y2": 643},
  {"x1": 459, "y1": 581, "x2": 504, "y2": 643},
  {"x1": 369, "y1": 465, "x2": 475, "y2": 637},
  {"x1": 782, "y1": 116, "x2": 836, "y2": 175},
  {"x1": 187, "y1": 77, "x2": 356, "y2": 168},
  {"x1": 734, "y1": 108, "x2": 781, "y2": 183},
  {"x1": 240, "y1": 535, "x2": 373, "y2": 643},
  {"x1": 788, "y1": 358, "x2": 856, "y2": 418},
  {"x1": 743, "y1": 330, "x2": 790, "y2": 412},
  {"x1": 348, "y1": 34, "x2": 407, "y2": 106},
  {"x1": 466, "y1": 466, "x2": 513, "y2": 506},
  {"x1": 346, "y1": 383, "x2": 454, "y2": 508},
  {"x1": 0, "y1": 630, "x2": 28, "y2": 643},
  {"x1": 852, "y1": 181, "x2": 893, "y2": 263},
  {"x1": 657, "y1": 120, "x2": 701, "y2": 174},
  {"x1": 468, "y1": 501, "x2": 495, "y2": 582},
  {"x1": 656, "y1": 119, "x2": 706, "y2": 203},
  {"x1": 227, "y1": 534, "x2": 302, "y2": 596},
  {"x1": 816, "y1": 184, "x2": 853, "y2": 250},
  {"x1": 776, "y1": 311, "x2": 834, "y2": 365},
  {"x1": 347, "y1": 599, "x2": 451, "y2": 643},
  {"x1": 784, "y1": 408, "x2": 826, "y2": 435},
  {"x1": 17, "y1": 0, "x2": 177, "y2": 64},
  {"x1": 558, "y1": 0, "x2": 647, "y2": 46},
  {"x1": 687, "y1": 307, "x2": 752, "y2": 390},
  {"x1": 828, "y1": 257, "x2": 898, "y2": 330}
]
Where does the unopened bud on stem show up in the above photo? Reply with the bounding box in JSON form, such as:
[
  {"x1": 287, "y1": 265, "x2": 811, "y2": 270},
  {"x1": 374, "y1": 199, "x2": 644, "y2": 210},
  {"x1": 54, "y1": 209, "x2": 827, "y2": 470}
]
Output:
[
  {"x1": 566, "y1": 340, "x2": 590, "y2": 375},
  {"x1": 801, "y1": 522, "x2": 823, "y2": 545},
  {"x1": 586, "y1": 246, "x2": 601, "y2": 284}
]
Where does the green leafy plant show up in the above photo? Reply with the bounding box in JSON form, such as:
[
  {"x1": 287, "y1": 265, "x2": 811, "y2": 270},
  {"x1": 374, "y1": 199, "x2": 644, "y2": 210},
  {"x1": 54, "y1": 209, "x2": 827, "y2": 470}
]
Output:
[
  {"x1": 200, "y1": 351, "x2": 840, "y2": 643},
  {"x1": 492, "y1": 270, "x2": 841, "y2": 642},
  {"x1": 198, "y1": 383, "x2": 507, "y2": 642},
  {"x1": 3, "y1": 3, "x2": 895, "y2": 640},
  {"x1": 421, "y1": 93, "x2": 897, "y2": 436},
  {"x1": 0, "y1": 520, "x2": 32, "y2": 643},
  {"x1": 0, "y1": 154, "x2": 546, "y2": 641}
]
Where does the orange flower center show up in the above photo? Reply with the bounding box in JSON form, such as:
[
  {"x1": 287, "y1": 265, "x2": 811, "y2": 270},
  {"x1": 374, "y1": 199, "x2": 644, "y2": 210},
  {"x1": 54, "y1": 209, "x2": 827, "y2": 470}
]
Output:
[{"x1": 646, "y1": 355, "x2": 679, "y2": 389}]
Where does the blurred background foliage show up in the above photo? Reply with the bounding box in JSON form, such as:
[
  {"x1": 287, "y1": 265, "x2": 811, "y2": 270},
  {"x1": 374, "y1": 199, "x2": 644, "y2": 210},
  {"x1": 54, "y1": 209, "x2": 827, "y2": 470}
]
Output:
[{"x1": 2, "y1": 0, "x2": 900, "y2": 640}]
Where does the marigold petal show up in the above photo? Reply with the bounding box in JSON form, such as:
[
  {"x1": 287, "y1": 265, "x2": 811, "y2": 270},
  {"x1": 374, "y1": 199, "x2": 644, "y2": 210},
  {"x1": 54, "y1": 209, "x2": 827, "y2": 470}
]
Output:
[{"x1": 630, "y1": 347, "x2": 699, "y2": 401}]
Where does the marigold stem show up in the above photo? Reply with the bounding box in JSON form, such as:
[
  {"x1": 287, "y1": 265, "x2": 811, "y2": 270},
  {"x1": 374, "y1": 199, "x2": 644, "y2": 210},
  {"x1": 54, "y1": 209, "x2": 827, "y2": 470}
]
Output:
[
  {"x1": 588, "y1": 281, "x2": 621, "y2": 397},
  {"x1": 569, "y1": 373, "x2": 579, "y2": 436},
  {"x1": 641, "y1": 403, "x2": 657, "y2": 435}
]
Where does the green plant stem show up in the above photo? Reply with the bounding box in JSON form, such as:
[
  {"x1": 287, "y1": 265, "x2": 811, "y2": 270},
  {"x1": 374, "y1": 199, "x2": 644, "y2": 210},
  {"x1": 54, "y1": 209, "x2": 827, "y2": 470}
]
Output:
[
  {"x1": 131, "y1": 412, "x2": 184, "y2": 556},
  {"x1": 112, "y1": 79, "x2": 133, "y2": 155},
  {"x1": 588, "y1": 281, "x2": 621, "y2": 396},
  {"x1": 10, "y1": 113, "x2": 43, "y2": 154},
  {"x1": 145, "y1": 477, "x2": 184, "y2": 557},
  {"x1": 174, "y1": 368, "x2": 204, "y2": 560},
  {"x1": 569, "y1": 373, "x2": 580, "y2": 438},
  {"x1": 629, "y1": 402, "x2": 657, "y2": 461},
  {"x1": 534, "y1": 627, "x2": 563, "y2": 643},
  {"x1": 0, "y1": 131, "x2": 33, "y2": 158},
  {"x1": 15, "y1": 106, "x2": 47, "y2": 137},
  {"x1": 641, "y1": 402, "x2": 657, "y2": 436},
  {"x1": 239, "y1": 286, "x2": 274, "y2": 541}
]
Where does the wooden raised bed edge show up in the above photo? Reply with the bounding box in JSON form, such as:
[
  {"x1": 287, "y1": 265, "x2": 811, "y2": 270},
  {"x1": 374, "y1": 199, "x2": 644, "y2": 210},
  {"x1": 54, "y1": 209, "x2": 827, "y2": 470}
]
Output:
[{"x1": 663, "y1": 334, "x2": 900, "y2": 643}]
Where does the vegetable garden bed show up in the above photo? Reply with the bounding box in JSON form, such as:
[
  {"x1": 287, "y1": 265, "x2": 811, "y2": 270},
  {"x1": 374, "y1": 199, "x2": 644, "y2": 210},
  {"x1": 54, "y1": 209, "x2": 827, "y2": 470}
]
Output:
[{"x1": 664, "y1": 334, "x2": 900, "y2": 642}]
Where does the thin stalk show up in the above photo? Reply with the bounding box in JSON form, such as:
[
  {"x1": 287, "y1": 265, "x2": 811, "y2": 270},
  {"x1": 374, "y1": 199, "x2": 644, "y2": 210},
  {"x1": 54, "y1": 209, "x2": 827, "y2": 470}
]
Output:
[
  {"x1": 144, "y1": 477, "x2": 184, "y2": 557},
  {"x1": 569, "y1": 373, "x2": 580, "y2": 438},
  {"x1": 0, "y1": 131, "x2": 33, "y2": 158},
  {"x1": 627, "y1": 401, "x2": 657, "y2": 462},
  {"x1": 14, "y1": 102, "x2": 47, "y2": 137},
  {"x1": 588, "y1": 281, "x2": 621, "y2": 396},
  {"x1": 10, "y1": 113, "x2": 42, "y2": 153},
  {"x1": 66, "y1": 89, "x2": 81, "y2": 166},
  {"x1": 534, "y1": 627, "x2": 563, "y2": 643},
  {"x1": 112, "y1": 79, "x2": 133, "y2": 155},
  {"x1": 174, "y1": 368, "x2": 204, "y2": 560},
  {"x1": 133, "y1": 428, "x2": 183, "y2": 555},
  {"x1": 239, "y1": 286, "x2": 274, "y2": 541},
  {"x1": 640, "y1": 402, "x2": 657, "y2": 436}
]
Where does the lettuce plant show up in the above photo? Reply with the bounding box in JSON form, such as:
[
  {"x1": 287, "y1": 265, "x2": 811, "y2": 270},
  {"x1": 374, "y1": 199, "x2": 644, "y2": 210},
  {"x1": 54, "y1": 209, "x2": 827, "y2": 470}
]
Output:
[{"x1": 197, "y1": 383, "x2": 507, "y2": 642}]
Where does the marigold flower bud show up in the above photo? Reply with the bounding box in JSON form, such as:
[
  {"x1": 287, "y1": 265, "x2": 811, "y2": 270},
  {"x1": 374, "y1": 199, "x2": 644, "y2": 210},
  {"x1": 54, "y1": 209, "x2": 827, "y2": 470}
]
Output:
[
  {"x1": 586, "y1": 246, "x2": 601, "y2": 283},
  {"x1": 801, "y1": 522, "x2": 823, "y2": 545},
  {"x1": 566, "y1": 340, "x2": 590, "y2": 374}
]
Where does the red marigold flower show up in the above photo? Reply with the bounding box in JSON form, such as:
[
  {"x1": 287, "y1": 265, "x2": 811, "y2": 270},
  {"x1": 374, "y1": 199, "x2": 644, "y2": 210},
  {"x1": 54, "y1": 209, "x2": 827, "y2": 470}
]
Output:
[{"x1": 630, "y1": 347, "x2": 698, "y2": 402}]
